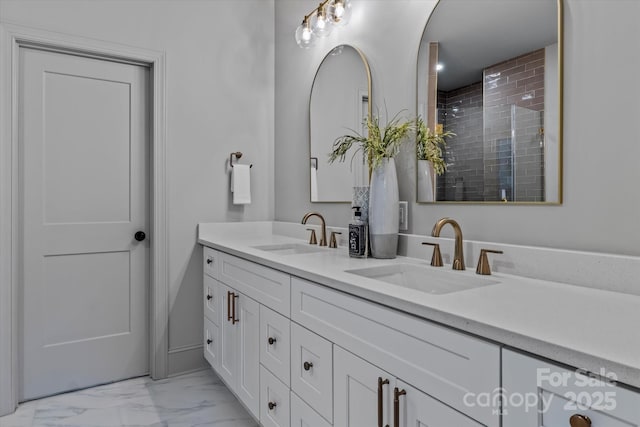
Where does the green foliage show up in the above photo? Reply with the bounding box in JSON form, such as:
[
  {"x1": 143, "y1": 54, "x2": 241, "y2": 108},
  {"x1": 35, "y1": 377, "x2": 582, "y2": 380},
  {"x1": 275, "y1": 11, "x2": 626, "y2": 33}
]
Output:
[
  {"x1": 329, "y1": 110, "x2": 414, "y2": 171},
  {"x1": 415, "y1": 116, "x2": 454, "y2": 176}
]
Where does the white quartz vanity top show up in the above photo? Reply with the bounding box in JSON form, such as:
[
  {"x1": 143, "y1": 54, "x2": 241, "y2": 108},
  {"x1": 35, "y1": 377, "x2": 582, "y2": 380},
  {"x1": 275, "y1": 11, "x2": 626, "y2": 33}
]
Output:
[{"x1": 198, "y1": 221, "x2": 640, "y2": 389}]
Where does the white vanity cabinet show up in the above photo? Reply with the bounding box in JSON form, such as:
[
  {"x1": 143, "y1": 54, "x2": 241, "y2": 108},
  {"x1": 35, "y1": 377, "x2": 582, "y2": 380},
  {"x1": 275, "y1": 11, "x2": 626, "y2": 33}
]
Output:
[
  {"x1": 202, "y1": 244, "x2": 639, "y2": 427},
  {"x1": 203, "y1": 248, "x2": 277, "y2": 420},
  {"x1": 291, "y1": 277, "x2": 501, "y2": 427},
  {"x1": 502, "y1": 349, "x2": 640, "y2": 427}
]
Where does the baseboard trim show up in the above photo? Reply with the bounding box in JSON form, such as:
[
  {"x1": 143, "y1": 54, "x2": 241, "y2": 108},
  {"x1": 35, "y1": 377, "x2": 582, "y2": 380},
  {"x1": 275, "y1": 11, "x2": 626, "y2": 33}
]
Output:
[{"x1": 167, "y1": 344, "x2": 207, "y2": 376}]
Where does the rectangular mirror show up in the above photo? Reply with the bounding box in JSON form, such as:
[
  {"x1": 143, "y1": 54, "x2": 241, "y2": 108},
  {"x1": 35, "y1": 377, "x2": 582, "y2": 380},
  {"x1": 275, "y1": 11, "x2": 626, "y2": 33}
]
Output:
[{"x1": 417, "y1": 0, "x2": 563, "y2": 204}]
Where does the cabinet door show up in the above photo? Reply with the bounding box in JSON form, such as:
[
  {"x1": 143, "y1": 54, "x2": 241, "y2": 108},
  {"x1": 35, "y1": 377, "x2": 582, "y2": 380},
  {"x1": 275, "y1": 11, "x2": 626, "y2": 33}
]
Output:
[
  {"x1": 291, "y1": 391, "x2": 332, "y2": 427},
  {"x1": 218, "y1": 283, "x2": 237, "y2": 388},
  {"x1": 503, "y1": 349, "x2": 640, "y2": 427},
  {"x1": 203, "y1": 317, "x2": 220, "y2": 370},
  {"x1": 260, "y1": 366, "x2": 291, "y2": 427},
  {"x1": 203, "y1": 246, "x2": 219, "y2": 280},
  {"x1": 291, "y1": 323, "x2": 333, "y2": 423},
  {"x1": 236, "y1": 291, "x2": 260, "y2": 419},
  {"x1": 334, "y1": 345, "x2": 392, "y2": 427},
  {"x1": 260, "y1": 305, "x2": 291, "y2": 386},
  {"x1": 395, "y1": 379, "x2": 483, "y2": 427},
  {"x1": 203, "y1": 275, "x2": 220, "y2": 325}
]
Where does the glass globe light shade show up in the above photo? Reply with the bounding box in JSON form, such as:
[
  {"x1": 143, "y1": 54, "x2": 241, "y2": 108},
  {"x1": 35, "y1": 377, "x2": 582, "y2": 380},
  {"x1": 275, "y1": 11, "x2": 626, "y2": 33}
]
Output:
[
  {"x1": 295, "y1": 18, "x2": 316, "y2": 48},
  {"x1": 328, "y1": 0, "x2": 352, "y2": 27},
  {"x1": 311, "y1": 7, "x2": 333, "y2": 38}
]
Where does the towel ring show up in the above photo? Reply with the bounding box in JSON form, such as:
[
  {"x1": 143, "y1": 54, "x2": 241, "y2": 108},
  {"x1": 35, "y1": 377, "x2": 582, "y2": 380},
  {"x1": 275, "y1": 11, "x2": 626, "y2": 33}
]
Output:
[{"x1": 230, "y1": 151, "x2": 253, "y2": 168}]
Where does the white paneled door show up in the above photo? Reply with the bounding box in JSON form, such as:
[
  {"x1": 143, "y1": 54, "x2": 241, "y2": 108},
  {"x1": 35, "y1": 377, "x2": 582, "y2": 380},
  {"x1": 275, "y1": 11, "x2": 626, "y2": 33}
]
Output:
[{"x1": 20, "y1": 48, "x2": 149, "y2": 401}]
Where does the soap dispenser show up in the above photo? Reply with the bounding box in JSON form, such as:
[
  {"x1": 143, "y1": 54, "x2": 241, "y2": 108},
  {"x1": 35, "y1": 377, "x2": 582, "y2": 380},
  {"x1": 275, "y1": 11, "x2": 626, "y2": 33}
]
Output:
[{"x1": 349, "y1": 206, "x2": 367, "y2": 258}]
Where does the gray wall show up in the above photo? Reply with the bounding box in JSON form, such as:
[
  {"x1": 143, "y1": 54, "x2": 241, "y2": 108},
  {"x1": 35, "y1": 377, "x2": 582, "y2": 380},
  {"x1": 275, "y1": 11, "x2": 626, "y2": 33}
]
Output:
[
  {"x1": 1, "y1": 0, "x2": 275, "y2": 374},
  {"x1": 275, "y1": 0, "x2": 640, "y2": 256}
]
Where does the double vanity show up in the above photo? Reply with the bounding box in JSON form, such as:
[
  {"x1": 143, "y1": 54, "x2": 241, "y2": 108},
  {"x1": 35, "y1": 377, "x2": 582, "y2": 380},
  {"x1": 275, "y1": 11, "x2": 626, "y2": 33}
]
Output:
[{"x1": 198, "y1": 221, "x2": 640, "y2": 427}]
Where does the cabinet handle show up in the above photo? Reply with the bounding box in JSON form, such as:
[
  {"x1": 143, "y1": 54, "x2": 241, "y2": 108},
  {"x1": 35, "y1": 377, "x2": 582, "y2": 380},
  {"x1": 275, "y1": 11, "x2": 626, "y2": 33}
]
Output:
[
  {"x1": 303, "y1": 361, "x2": 313, "y2": 371},
  {"x1": 393, "y1": 387, "x2": 406, "y2": 427},
  {"x1": 227, "y1": 291, "x2": 232, "y2": 322},
  {"x1": 570, "y1": 414, "x2": 592, "y2": 427},
  {"x1": 268, "y1": 337, "x2": 277, "y2": 345},
  {"x1": 206, "y1": 339, "x2": 212, "y2": 345},
  {"x1": 206, "y1": 258, "x2": 213, "y2": 264},
  {"x1": 206, "y1": 294, "x2": 212, "y2": 301},
  {"x1": 378, "y1": 377, "x2": 390, "y2": 427},
  {"x1": 268, "y1": 401, "x2": 277, "y2": 410},
  {"x1": 232, "y1": 293, "x2": 239, "y2": 324}
]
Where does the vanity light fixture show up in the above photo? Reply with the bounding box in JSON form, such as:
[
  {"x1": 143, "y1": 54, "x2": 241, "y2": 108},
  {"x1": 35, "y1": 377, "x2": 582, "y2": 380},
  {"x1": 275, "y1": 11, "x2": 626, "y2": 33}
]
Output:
[{"x1": 295, "y1": 0, "x2": 352, "y2": 49}]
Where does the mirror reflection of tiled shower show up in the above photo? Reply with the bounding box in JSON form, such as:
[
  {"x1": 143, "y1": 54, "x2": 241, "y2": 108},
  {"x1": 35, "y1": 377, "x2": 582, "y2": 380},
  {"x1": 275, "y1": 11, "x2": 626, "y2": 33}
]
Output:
[{"x1": 436, "y1": 48, "x2": 546, "y2": 202}]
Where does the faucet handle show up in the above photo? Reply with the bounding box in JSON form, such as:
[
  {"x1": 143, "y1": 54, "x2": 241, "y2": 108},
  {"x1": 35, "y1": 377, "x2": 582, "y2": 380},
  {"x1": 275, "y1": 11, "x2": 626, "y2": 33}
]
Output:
[
  {"x1": 306, "y1": 228, "x2": 318, "y2": 245},
  {"x1": 422, "y1": 242, "x2": 443, "y2": 267},
  {"x1": 329, "y1": 231, "x2": 342, "y2": 248},
  {"x1": 476, "y1": 249, "x2": 503, "y2": 275}
]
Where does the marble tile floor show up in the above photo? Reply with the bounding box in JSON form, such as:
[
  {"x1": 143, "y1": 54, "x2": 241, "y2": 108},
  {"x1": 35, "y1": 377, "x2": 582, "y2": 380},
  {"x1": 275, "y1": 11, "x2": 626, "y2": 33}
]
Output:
[{"x1": 0, "y1": 369, "x2": 258, "y2": 427}]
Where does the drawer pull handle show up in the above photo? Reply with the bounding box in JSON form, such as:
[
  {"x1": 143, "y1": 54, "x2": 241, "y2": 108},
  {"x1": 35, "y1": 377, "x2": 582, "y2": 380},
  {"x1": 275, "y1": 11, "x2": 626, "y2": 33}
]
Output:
[
  {"x1": 268, "y1": 401, "x2": 277, "y2": 411},
  {"x1": 206, "y1": 294, "x2": 212, "y2": 301},
  {"x1": 393, "y1": 387, "x2": 406, "y2": 427},
  {"x1": 378, "y1": 377, "x2": 390, "y2": 427},
  {"x1": 268, "y1": 337, "x2": 277, "y2": 345},
  {"x1": 232, "y1": 293, "x2": 239, "y2": 324},
  {"x1": 206, "y1": 258, "x2": 213, "y2": 264},
  {"x1": 303, "y1": 361, "x2": 313, "y2": 371},
  {"x1": 570, "y1": 414, "x2": 592, "y2": 427},
  {"x1": 206, "y1": 339, "x2": 212, "y2": 345}
]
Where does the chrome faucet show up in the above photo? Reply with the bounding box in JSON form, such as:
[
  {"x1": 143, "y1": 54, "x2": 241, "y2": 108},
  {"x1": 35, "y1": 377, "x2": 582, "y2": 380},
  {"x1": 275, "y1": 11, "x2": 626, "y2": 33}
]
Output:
[
  {"x1": 431, "y1": 217, "x2": 465, "y2": 270},
  {"x1": 301, "y1": 212, "x2": 327, "y2": 246}
]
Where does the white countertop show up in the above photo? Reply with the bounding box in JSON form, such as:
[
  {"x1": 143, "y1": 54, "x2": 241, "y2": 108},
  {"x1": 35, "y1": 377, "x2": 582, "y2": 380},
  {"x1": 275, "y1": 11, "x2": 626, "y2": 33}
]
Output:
[{"x1": 198, "y1": 221, "x2": 640, "y2": 390}]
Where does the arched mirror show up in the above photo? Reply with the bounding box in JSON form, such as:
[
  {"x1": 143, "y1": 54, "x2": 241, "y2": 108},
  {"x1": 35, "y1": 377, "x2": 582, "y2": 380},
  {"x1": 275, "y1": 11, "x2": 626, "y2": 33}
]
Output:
[
  {"x1": 417, "y1": 0, "x2": 562, "y2": 203},
  {"x1": 310, "y1": 44, "x2": 371, "y2": 202}
]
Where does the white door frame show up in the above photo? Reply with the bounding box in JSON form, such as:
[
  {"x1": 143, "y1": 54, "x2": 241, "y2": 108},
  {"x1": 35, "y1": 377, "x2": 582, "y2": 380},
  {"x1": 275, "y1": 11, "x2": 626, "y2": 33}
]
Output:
[{"x1": 0, "y1": 23, "x2": 169, "y2": 415}]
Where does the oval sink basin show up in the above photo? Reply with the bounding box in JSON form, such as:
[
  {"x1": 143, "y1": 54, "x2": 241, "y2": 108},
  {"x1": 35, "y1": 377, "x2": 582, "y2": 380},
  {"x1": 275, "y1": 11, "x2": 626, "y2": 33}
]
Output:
[
  {"x1": 252, "y1": 243, "x2": 325, "y2": 256},
  {"x1": 345, "y1": 263, "x2": 499, "y2": 294}
]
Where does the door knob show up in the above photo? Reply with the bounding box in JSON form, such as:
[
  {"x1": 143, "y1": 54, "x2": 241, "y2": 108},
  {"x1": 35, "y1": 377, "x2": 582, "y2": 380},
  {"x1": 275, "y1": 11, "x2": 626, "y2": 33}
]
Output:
[
  {"x1": 268, "y1": 337, "x2": 277, "y2": 345},
  {"x1": 303, "y1": 361, "x2": 313, "y2": 371},
  {"x1": 134, "y1": 231, "x2": 146, "y2": 241},
  {"x1": 268, "y1": 401, "x2": 277, "y2": 410}
]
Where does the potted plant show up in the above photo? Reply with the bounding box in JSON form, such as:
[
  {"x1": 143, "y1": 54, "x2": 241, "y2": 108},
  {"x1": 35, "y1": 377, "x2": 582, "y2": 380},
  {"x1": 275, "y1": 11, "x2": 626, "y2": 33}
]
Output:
[
  {"x1": 415, "y1": 116, "x2": 454, "y2": 201},
  {"x1": 329, "y1": 111, "x2": 414, "y2": 258}
]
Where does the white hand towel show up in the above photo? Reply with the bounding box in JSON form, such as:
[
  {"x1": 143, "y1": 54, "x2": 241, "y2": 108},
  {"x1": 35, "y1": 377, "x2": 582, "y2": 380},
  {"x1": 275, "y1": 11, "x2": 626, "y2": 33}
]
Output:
[
  {"x1": 310, "y1": 165, "x2": 319, "y2": 202},
  {"x1": 231, "y1": 164, "x2": 251, "y2": 205}
]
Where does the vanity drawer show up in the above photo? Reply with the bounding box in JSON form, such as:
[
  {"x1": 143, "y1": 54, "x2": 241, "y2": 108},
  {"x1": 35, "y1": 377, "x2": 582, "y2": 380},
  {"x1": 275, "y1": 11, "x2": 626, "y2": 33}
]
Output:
[
  {"x1": 203, "y1": 246, "x2": 219, "y2": 280},
  {"x1": 203, "y1": 317, "x2": 219, "y2": 369},
  {"x1": 203, "y1": 275, "x2": 219, "y2": 325},
  {"x1": 291, "y1": 322, "x2": 333, "y2": 423},
  {"x1": 291, "y1": 277, "x2": 500, "y2": 427},
  {"x1": 502, "y1": 349, "x2": 640, "y2": 427},
  {"x1": 260, "y1": 305, "x2": 291, "y2": 386},
  {"x1": 219, "y1": 252, "x2": 290, "y2": 316},
  {"x1": 291, "y1": 391, "x2": 332, "y2": 427},
  {"x1": 260, "y1": 366, "x2": 291, "y2": 427}
]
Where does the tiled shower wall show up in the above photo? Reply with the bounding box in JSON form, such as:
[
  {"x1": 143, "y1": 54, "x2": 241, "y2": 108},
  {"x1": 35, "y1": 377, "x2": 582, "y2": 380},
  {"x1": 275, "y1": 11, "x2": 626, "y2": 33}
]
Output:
[
  {"x1": 436, "y1": 83, "x2": 484, "y2": 201},
  {"x1": 437, "y1": 48, "x2": 545, "y2": 202},
  {"x1": 484, "y1": 49, "x2": 545, "y2": 201}
]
